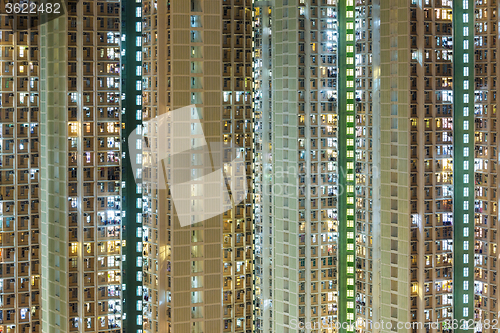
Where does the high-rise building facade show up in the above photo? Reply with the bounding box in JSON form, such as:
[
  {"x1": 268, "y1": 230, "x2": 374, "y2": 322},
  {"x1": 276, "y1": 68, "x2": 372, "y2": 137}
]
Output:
[
  {"x1": 0, "y1": 7, "x2": 41, "y2": 333},
  {"x1": 253, "y1": 0, "x2": 500, "y2": 332},
  {"x1": 472, "y1": 0, "x2": 500, "y2": 327},
  {"x1": 253, "y1": 2, "x2": 273, "y2": 332},
  {"x1": 141, "y1": 0, "x2": 253, "y2": 332},
  {"x1": 1, "y1": 0, "x2": 500, "y2": 333},
  {"x1": 39, "y1": 1, "x2": 123, "y2": 332},
  {"x1": 254, "y1": 0, "x2": 358, "y2": 331}
]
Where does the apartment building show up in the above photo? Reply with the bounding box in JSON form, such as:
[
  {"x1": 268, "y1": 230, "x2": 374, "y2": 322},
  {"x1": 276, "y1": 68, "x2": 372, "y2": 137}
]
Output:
[
  {"x1": 0, "y1": 7, "x2": 41, "y2": 333},
  {"x1": 254, "y1": 0, "x2": 498, "y2": 332},
  {"x1": 39, "y1": 1, "x2": 123, "y2": 332},
  {"x1": 253, "y1": 0, "x2": 359, "y2": 331},
  {"x1": 0, "y1": 1, "x2": 497, "y2": 333},
  {"x1": 472, "y1": 0, "x2": 499, "y2": 327},
  {"x1": 141, "y1": 0, "x2": 253, "y2": 332},
  {"x1": 408, "y1": 0, "x2": 476, "y2": 329}
]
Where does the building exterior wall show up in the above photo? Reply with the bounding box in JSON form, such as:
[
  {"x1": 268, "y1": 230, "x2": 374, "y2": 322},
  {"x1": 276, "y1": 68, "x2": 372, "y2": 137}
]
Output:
[
  {"x1": 473, "y1": 0, "x2": 500, "y2": 327},
  {"x1": 40, "y1": 1, "x2": 123, "y2": 332},
  {"x1": 1, "y1": 1, "x2": 499, "y2": 332},
  {"x1": 0, "y1": 7, "x2": 41, "y2": 333},
  {"x1": 253, "y1": 3, "x2": 273, "y2": 332},
  {"x1": 255, "y1": 1, "x2": 493, "y2": 333},
  {"x1": 141, "y1": 0, "x2": 253, "y2": 332}
]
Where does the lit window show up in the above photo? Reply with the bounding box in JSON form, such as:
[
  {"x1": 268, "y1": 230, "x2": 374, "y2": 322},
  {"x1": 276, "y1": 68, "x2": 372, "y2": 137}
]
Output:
[
  {"x1": 69, "y1": 122, "x2": 78, "y2": 133},
  {"x1": 463, "y1": 134, "x2": 469, "y2": 143},
  {"x1": 136, "y1": 66, "x2": 141, "y2": 76},
  {"x1": 463, "y1": 40, "x2": 469, "y2": 49},
  {"x1": 463, "y1": 188, "x2": 468, "y2": 197},
  {"x1": 463, "y1": 201, "x2": 469, "y2": 210},
  {"x1": 136, "y1": 80, "x2": 141, "y2": 91},
  {"x1": 463, "y1": 227, "x2": 469, "y2": 237},
  {"x1": 463, "y1": 26, "x2": 468, "y2": 36},
  {"x1": 463, "y1": 254, "x2": 468, "y2": 264},
  {"x1": 463, "y1": 280, "x2": 469, "y2": 290},
  {"x1": 463, "y1": 214, "x2": 469, "y2": 224},
  {"x1": 136, "y1": 7, "x2": 141, "y2": 17},
  {"x1": 464, "y1": 241, "x2": 469, "y2": 251},
  {"x1": 136, "y1": 22, "x2": 141, "y2": 32},
  {"x1": 136, "y1": 95, "x2": 142, "y2": 106},
  {"x1": 463, "y1": 81, "x2": 469, "y2": 90},
  {"x1": 463, "y1": 308, "x2": 468, "y2": 317},
  {"x1": 464, "y1": 67, "x2": 469, "y2": 76},
  {"x1": 136, "y1": 51, "x2": 142, "y2": 62},
  {"x1": 463, "y1": 267, "x2": 468, "y2": 277},
  {"x1": 463, "y1": 54, "x2": 469, "y2": 63},
  {"x1": 136, "y1": 36, "x2": 141, "y2": 47}
]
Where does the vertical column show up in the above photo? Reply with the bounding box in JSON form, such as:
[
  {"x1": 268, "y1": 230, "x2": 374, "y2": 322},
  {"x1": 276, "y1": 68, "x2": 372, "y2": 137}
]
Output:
[
  {"x1": 253, "y1": 3, "x2": 273, "y2": 332},
  {"x1": 370, "y1": 0, "x2": 382, "y2": 330},
  {"x1": 452, "y1": 0, "x2": 474, "y2": 329},
  {"x1": 338, "y1": 0, "x2": 355, "y2": 330},
  {"x1": 121, "y1": 0, "x2": 143, "y2": 329}
]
